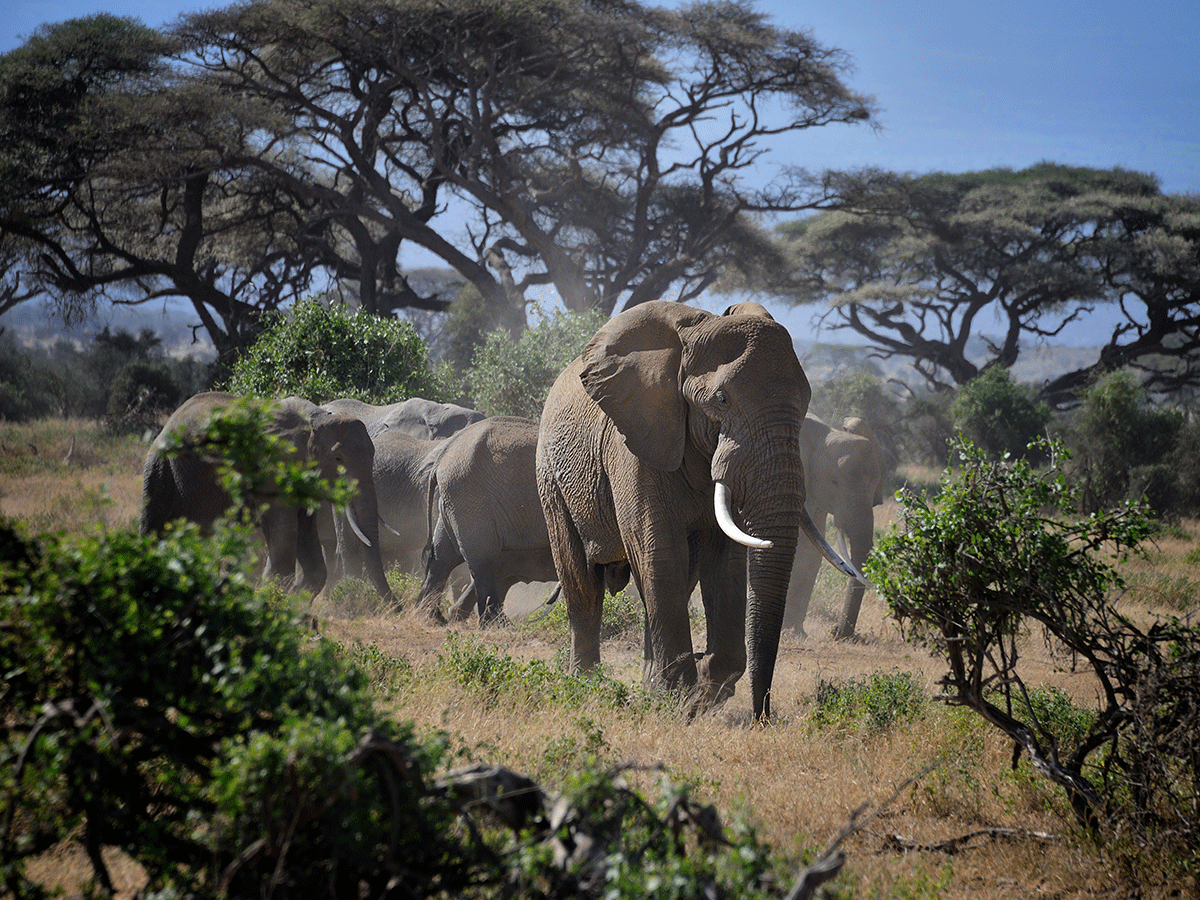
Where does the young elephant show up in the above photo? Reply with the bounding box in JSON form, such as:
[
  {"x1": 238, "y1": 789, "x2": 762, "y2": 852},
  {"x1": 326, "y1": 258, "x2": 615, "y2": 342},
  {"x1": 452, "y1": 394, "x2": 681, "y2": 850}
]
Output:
[{"x1": 415, "y1": 416, "x2": 558, "y2": 625}]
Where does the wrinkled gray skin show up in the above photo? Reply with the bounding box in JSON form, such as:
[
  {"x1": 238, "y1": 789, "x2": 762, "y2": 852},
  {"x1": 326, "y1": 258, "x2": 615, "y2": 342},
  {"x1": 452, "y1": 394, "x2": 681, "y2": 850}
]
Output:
[
  {"x1": 785, "y1": 415, "x2": 885, "y2": 640},
  {"x1": 323, "y1": 397, "x2": 485, "y2": 439},
  {"x1": 415, "y1": 416, "x2": 558, "y2": 626},
  {"x1": 537, "y1": 301, "x2": 857, "y2": 720},
  {"x1": 323, "y1": 429, "x2": 450, "y2": 593},
  {"x1": 318, "y1": 397, "x2": 484, "y2": 592},
  {"x1": 141, "y1": 392, "x2": 395, "y2": 609}
]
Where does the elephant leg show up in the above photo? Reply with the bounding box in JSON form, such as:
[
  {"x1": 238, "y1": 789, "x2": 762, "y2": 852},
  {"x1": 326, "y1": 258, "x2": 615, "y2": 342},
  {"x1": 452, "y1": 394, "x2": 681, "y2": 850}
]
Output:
[
  {"x1": 415, "y1": 518, "x2": 459, "y2": 626},
  {"x1": 834, "y1": 510, "x2": 876, "y2": 640},
  {"x1": 695, "y1": 532, "x2": 747, "y2": 710},
  {"x1": 295, "y1": 509, "x2": 328, "y2": 597},
  {"x1": 541, "y1": 482, "x2": 606, "y2": 673},
  {"x1": 629, "y1": 530, "x2": 697, "y2": 694},
  {"x1": 783, "y1": 544, "x2": 821, "y2": 638},
  {"x1": 260, "y1": 509, "x2": 302, "y2": 592},
  {"x1": 468, "y1": 564, "x2": 505, "y2": 628}
]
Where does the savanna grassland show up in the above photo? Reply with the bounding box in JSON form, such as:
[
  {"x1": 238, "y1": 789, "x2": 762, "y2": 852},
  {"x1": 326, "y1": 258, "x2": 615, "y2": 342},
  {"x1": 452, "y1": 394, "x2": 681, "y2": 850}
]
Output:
[{"x1": 3, "y1": 418, "x2": 1198, "y2": 900}]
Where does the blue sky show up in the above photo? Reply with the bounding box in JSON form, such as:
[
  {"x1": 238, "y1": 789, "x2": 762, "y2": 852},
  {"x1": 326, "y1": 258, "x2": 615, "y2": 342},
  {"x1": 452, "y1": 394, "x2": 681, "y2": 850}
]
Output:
[{"x1": 7, "y1": 1, "x2": 1199, "y2": 346}]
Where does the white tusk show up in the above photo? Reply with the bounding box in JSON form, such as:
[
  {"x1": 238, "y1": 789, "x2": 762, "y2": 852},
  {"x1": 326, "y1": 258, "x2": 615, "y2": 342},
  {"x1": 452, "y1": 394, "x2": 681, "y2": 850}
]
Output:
[
  {"x1": 837, "y1": 528, "x2": 849, "y2": 561},
  {"x1": 714, "y1": 482, "x2": 773, "y2": 549},
  {"x1": 800, "y1": 510, "x2": 870, "y2": 587},
  {"x1": 345, "y1": 506, "x2": 372, "y2": 548}
]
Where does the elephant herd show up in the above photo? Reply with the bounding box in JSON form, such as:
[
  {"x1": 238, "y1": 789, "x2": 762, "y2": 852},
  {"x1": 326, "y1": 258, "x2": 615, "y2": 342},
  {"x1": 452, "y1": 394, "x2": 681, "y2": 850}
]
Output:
[{"x1": 140, "y1": 302, "x2": 886, "y2": 719}]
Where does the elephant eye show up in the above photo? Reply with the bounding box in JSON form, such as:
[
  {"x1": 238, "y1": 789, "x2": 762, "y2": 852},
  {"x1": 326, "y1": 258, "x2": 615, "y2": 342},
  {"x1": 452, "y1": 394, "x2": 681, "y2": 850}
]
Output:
[{"x1": 713, "y1": 389, "x2": 729, "y2": 407}]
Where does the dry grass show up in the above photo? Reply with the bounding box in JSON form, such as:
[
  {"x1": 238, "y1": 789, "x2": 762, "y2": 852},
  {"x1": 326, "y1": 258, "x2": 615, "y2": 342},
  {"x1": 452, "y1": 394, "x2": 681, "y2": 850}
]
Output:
[{"x1": 5, "y1": 418, "x2": 1198, "y2": 899}]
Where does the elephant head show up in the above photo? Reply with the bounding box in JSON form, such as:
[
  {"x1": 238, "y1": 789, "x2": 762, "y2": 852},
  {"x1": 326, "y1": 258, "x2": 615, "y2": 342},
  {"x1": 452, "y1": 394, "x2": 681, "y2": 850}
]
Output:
[
  {"x1": 538, "y1": 301, "x2": 859, "y2": 719},
  {"x1": 305, "y1": 406, "x2": 397, "y2": 610}
]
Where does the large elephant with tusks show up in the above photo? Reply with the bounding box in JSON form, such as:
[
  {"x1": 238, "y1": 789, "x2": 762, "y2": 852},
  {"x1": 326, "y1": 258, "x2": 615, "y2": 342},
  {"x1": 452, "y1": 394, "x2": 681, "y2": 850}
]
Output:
[{"x1": 536, "y1": 302, "x2": 862, "y2": 719}]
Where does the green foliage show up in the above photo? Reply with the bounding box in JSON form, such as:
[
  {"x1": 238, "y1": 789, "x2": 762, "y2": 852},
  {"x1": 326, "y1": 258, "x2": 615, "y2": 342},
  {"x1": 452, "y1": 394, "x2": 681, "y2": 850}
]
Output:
[
  {"x1": 224, "y1": 298, "x2": 455, "y2": 403},
  {"x1": 950, "y1": 365, "x2": 1052, "y2": 460},
  {"x1": 810, "y1": 670, "x2": 927, "y2": 733},
  {"x1": 0, "y1": 517, "x2": 472, "y2": 894},
  {"x1": 467, "y1": 303, "x2": 608, "y2": 418},
  {"x1": 0, "y1": 336, "x2": 53, "y2": 422},
  {"x1": 105, "y1": 360, "x2": 181, "y2": 432},
  {"x1": 437, "y1": 632, "x2": 640, "y2": 712},
  {"x1": 1067, "y1": 370, "x2": 1186, "y2": 514},
  {"x1": 869, "y1": 435, "x2": 1200, "y2": 872}
]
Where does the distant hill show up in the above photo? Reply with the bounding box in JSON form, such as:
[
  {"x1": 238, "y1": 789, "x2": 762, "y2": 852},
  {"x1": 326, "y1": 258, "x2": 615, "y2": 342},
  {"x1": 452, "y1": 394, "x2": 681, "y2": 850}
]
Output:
[{"x1": 1, "y1": 297, "x2": 216, "y2": 360}]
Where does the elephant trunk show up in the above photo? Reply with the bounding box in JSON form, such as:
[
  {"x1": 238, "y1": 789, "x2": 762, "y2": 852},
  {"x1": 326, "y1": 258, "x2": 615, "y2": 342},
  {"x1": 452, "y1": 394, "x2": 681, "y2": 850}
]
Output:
[{"x1": 712, "y1": 419, "x2": 804, "y2": 721}]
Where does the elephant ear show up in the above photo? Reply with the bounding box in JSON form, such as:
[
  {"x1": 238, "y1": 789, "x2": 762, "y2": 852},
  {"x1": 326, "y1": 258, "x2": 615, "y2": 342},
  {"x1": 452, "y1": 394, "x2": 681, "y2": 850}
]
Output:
[{"x1": 580, "y1": 301, "x2": 712, "y2": 471}]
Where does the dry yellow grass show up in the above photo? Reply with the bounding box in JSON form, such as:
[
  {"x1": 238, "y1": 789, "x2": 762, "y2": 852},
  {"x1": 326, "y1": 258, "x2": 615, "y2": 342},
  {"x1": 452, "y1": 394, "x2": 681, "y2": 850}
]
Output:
[{"x1": 4, "y1": 418, "x2": 1197, "y2": 899}]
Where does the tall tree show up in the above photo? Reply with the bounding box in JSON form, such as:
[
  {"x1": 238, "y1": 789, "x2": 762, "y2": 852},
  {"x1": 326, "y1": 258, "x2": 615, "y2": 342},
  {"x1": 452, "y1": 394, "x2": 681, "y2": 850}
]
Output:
[
  {"x1": 0, "y1": 15, "x2": 327, "y2": 366},
  {"x1": 176, "y1": 0, "x2": 873, "y2": 327},
  {"x1": 2, "y1": 0, "x2": 873, "y2": 360},
  {"x1": 772, "y1": 164, "x2": 1200, "y2": 406}
]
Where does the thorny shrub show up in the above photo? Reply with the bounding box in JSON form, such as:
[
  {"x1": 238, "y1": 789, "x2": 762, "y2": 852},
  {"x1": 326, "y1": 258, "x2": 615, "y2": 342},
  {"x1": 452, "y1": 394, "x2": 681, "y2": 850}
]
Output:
[{"x1": 868, "y1": 435, "x2": 1200, "y2": 878}]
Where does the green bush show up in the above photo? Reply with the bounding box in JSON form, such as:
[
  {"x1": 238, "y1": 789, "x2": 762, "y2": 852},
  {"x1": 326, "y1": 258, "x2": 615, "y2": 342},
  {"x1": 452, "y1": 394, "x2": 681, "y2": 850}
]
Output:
[
  {"x1": 0, "y1": 517, "x2": 476, "y2": 895},
  {"x1": 105, "y1": 359, "x2": 181, "y2": 431},
  {"x1": 950, "y1": 365, "x2": 1052, "y2": 460},
  {"x1": 869, "y1": 435, "x2": 1200, "y2": 875},
  {"x1": 810, "y1": 670, "x2": 927, "y2": 732},
  {"x1": 466, "y1": 303, "x2": 608, "y2": 418},
  {"x1": 224, "y1": 297, "x2": 456, "y2": 403},
  {"x1": 1067, "y1": 370, "x2": 1185, "y2": 514}
]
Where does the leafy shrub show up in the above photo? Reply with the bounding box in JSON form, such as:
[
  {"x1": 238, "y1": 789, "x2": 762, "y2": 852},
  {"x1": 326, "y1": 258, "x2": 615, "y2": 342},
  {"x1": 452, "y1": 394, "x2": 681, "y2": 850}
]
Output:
[
  {"x1": 949, "y1": 365, "x2": 1052, "y2": 460},
  {"x1": 1067, "y1": 369, "x2": 1185, "y2": 514},
  {"x1": 224, "y1": 297, "x2": 456, "y2": 403},
  {"x1": 810, "y1": 670, "x2": 927, "y2": 732},
  {"x1": 466, "y1": 303, "x2": 608, "y2": 418},
  {"x1": 104, "y1": 359, "x2": 181, "y2": 432},
  {"x1": 0, "y1": 518, "x2": 476, "y2": 895},
  {"x1": 869, "y1": 435, "x2": 1200, "y2": 876}
]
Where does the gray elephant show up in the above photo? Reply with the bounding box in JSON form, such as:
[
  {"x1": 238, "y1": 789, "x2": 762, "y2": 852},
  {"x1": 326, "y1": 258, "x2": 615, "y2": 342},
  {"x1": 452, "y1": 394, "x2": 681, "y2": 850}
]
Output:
[
  {"x1": 415, "y1": 416, "x2": 558, "y2": 626},
  {"x1": 536, "y1": 301, "x2": 860, "y2": 719},
  {"x1": 784, "y1": 415, "x2": 886, "y2": 640},
  {"x1": 141, "y1": 392, "x2": 396, "y2": 609},
  {"x1": 323, "y1": 397, "x2": 485, "y2": 439},
  {"x1": 323, "y1": 427, "x2": 448, "y2": 587}
]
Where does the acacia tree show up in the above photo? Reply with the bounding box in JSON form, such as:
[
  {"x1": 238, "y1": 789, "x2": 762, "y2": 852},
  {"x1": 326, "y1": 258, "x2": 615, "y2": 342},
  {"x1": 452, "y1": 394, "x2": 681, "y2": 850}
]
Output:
[
  {"x1": 0, "y1": 14, "x2": 328, "y2": 367},
  {"x1": 3, "y1": 1, "x2": 872, "y2": 359},
  {"x1": 772, "y1": 164, "x2": 1200, "y2": 406},
  {"x1": 174, "y1": 0, "x2": 873, "y2": 330}
]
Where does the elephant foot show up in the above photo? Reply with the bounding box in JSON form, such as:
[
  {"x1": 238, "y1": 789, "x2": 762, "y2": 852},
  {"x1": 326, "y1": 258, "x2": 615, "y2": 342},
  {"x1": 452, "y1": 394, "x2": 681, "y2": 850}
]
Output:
[
  {"x1": 446, "y1": 602, "x2": 474, "y2": 624},
  {"x1": 412, "y1": 602, "x2": 448, "y2": 626},
  {"x1": 479, "y1": 610, "x2": 511, "y2": 629}
]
